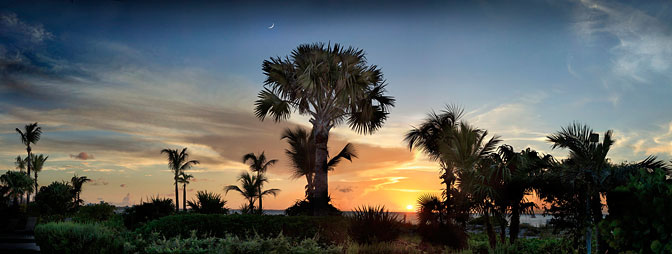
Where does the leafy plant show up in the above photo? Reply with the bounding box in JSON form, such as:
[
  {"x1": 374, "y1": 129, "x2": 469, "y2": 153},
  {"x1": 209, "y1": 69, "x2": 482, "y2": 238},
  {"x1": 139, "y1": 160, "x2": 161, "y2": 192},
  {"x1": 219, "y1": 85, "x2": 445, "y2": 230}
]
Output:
[
  {"x1": 74, "y1": 202, "x2": 116, "y2": 222},
  {"x1": 123, "y1": 196, "x2": 174, "y2": 229},
  {"x1": 187, "y1": 191, "x2": 229, "y2": 214},
  {"x1": 285, "y1": 198, "x2": 341, "y2": 216},
  {"x1": 349, "y1": 205, "x2": 400, "y2": 243},
  {"x1": 34, "y1": 181, "x2": 75, "y2": 216},
  {"x1": 34, "y1": 222, "x2": 124, "y2": 254}
]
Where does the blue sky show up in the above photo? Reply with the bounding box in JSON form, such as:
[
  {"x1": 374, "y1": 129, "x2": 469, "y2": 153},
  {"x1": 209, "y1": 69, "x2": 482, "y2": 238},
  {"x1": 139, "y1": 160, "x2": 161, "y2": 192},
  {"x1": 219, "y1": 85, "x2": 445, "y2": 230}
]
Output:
[{"x1": 1, "y1": 0, "x2": 671, "y2": 210}]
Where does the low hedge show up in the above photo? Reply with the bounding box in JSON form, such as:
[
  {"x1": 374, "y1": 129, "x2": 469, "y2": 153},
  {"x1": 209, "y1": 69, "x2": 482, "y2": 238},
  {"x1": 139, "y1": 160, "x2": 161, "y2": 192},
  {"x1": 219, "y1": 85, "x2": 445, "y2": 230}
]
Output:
[
  {"x1": 34, "y1": 222, "x2": 124, "y2": 254},
  {"x1": 137, "y1": 214, "x2": 349, "y2": 244}
]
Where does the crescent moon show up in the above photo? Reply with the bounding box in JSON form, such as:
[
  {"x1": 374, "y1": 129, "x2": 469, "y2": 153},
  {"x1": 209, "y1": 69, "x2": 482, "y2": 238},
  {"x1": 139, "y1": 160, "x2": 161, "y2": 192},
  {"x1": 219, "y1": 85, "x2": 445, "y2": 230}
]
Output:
[{"x1": 268, "y1": 23, "x2": 274, "y2": 29}]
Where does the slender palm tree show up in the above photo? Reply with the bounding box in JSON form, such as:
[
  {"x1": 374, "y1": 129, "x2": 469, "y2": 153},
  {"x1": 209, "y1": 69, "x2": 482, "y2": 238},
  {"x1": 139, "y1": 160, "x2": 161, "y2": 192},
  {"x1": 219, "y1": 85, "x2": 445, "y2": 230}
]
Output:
[
  {"x1": 30, "y1": 154, "x2": 48, "y2": 196},
  {"x1": 255, "y1": 43, "x2": 395, "y2": 215},
  {"x1": 281, "y1": 127, "x2": 358, "y2": 199},
  {"x1": 15, "y1": 156, "x2": 28, "y2": 172},
  {"x1": 16, "y1": 122, "x2": 42, "y2": 203},
  {"x1": 225, "y1": 171, "x2": 280, "y2": 213},
  {"x1": 405, "y1": 105, "x2": 464, "y2": 208},
  {"x1": 70, "y1": 174, "x2": 91, "y2": 207},
  {"x1": 242, "y1": 152, "x2": 277, "y2": 214},
  {"x1": 178, "y1": 172, "x2": 193, "y2": 211},
  {"x1": 161, "y1": 148, "x2": 200, "y2": 212},
  {"x1": 0, "y1": 170, "x2": 33, "y2": 208}
]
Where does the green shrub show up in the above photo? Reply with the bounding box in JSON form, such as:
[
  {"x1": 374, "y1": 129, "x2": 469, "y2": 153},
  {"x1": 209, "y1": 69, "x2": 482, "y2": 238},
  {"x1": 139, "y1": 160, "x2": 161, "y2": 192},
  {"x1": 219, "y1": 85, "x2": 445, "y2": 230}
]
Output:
[
  {"x1": 137, "y1": 214, "x2": 349, "y2": 244},
  {"x1": 187, "y1": 191, "x2": 229, "y2": 214},
  {"x1": 489, "y1": 238, "x2": 571, "y2": 254},
  {"x1": 345, "y1": 241, "x2": 423, "y2": 254},
  {"x1": 74, "y1": 202, "x2": 116, "y2": 222},
  {"x1": 285, "y1": 198, "x2": 341, "y2": 216},
  {"x1": 600, "y1": 168, "x2": 672, "y2": 254},
  {"x1": 140, "y1": 233, "x2": 341, "y2": 254},
  {"x1": 348, "y1": 205, "x2": 400, "y2": 243},
  {"x1": 123, "y1": 196, "x2": 174, "y2": 229},
  {"x1": 34, "y1": 181, "x2": 75, "y2": 216},
  {"x1": 34, "y1": 222, "x2": 124, "y2": 254}
]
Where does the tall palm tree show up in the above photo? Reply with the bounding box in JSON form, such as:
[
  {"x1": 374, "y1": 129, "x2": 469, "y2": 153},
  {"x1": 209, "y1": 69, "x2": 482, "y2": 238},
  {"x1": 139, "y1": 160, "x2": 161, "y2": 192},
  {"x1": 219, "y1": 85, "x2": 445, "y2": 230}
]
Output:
[
  {"x1": 0, "y1": 170, "x2": 33, "y2": 208},
  {"x1": 70, "y1": 174, "x2": 91, "y2": 207},
  {"x1": 178, "y1": 172, "x2": 193, "y2": 211},
  {"x1": 281, "y1": 127, "x2": 358, "y2": 199},
  {"x1": 255, "y1": 43, "x2": 395, "y2": 215},
  {"x1": 405, "y1": 105, "x2": 464, "y2": 207},
  {"x1": 225, "y1": 171, "x2": 280, "y2": 213},
  {"x1": 242, "y1": 152, "x2": 277, "y2": 214},
  {"x1": 30, "y1": 154, "x2": 48, "y2": 196},
  {"x1": 16, "y1": 122, "x2": 42, "y2": 203},
  {"x1": 546, "y1": 122, "x2": 613, "y2": 254},
  {"x1": 161, "y1": 148, "x2": 200, "y2": 212}
]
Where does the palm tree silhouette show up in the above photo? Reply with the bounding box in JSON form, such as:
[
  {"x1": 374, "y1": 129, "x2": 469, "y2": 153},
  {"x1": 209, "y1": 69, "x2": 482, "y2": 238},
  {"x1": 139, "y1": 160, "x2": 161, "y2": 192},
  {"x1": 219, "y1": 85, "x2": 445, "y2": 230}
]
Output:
[
  {"x1": 225, "y1": 171, "x2": 280, "y2": 214},
  {"x1": 178, "y1": 172, "x2": 193, "y2": 211},
  {"x1": 0, "y1": 171, "x2": 33, "y2": 208},
  {"x1": 15, "y1": 156, "x2": 28, "y2": 172},
  {"x1": 255, "y1": 43, "x2": 395, "y2": 215},
  {"x1": 70, "y1": 174, "x2": 91, "y2": 207},
  {"x1": 281, "y1": 127, "x2": 357, "y2": 199},
  {"x1": 161, "y1": 148, "x2": 199, "y2": 212},
  {"x1": 546, "y1": 123, "x2": 613, "y2": 254},
  {"x1": 242, "y1": 152, "x2": 277, "y2": 214},
  {"x1": 15, "y1": 122, "x2": 41, "y2": 204},
  {"x1": 30, "y1": 154, "x2": 48, "y2": 196}
]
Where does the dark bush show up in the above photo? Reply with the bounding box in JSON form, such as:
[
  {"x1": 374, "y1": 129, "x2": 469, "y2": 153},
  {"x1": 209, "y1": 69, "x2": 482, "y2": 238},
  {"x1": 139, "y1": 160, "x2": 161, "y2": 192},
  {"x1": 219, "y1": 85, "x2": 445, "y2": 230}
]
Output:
[
  {"x1": 137, "y1": 214, "x2": 349, "y2": 244},
  {"x1": 74, "y1": 202, "x2": 116, "y2": 222},
  {"x1": 187, "y1": 190, "x2": 229, "y2": 214},
  {"x1": 123, "y1": 196, "x2": 174, "y2": 229},
  {"x1": 34, "y1": 181, "x2": 75, "y2": 216},
  {"x1": 417, "y1": 194, "x2": 469, "y2": 249},
  {"x1": 34, "y1": 222, "x2": 124, "y2": 254},
  {"x1": 348, "y1": 205, "x2": 400, "y2": 243},
  {"x1": 284, "y1": 198, "x2": 341, "y2": 216}
]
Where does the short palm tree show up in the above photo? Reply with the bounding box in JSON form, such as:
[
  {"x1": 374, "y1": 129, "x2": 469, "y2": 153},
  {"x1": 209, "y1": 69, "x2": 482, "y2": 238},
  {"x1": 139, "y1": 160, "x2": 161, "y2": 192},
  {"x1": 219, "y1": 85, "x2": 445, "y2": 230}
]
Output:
[
  {"x1": 161, "y1": 148, "x2": 200, "y2": 212},
  {"x1": 15, "y1": 156, "x2": 28, "y2": 172},
  {"x1": 177, "y1": 172, "x2": 193, "y2": 211},
  {"x1": 187, "y1": 190, "x2": 228, "y2": 214},
  {"x1": 255, "y1": 43, "x2": 395, "y2": 215},
  {"x1": 30, "y1": 154, "x2": 48, "y2": 196},
  {"x1": 70, "y1": 174, "x2": 91, "y2": 207},
  {"x1": 242, "y1": 152, "x2": 277, "y2": 213},
  {"x1": 0, "y1": 170, "x2": 33, "y2": 208},
  {"x1": 16, "y1": 122, "x2": 42, "y2": 203},
  {"x1": 225, "y1": 171, "x2": 280, "y2": 214},
  {"x1": 281, "y1": 127, "x2": 358, "y2": 199}
]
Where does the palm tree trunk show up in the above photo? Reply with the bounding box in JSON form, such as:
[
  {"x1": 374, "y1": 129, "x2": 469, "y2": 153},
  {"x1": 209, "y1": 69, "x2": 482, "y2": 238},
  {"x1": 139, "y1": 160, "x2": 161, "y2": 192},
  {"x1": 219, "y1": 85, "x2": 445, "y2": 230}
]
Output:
[
  {"x1": 591, "y1": 193, "x2": 603, "y2": 254},
  {"x1": 257, "y1": 171, "x2": 263, "y2": 214},
  {"x1": 34, "y1": 171, "x2": 38, "y2": 198},
  {"x1": 499, "y1": 214, "x2": 507, "y2": 244},
  {"x1": 174, "y1": 180, "x2": 179, "y2": 212},
  {"x1": 183, "y1": 183, "x2": 187, "y2": 211},
  {"x1": 509, "y1": 203, "x2": 520, "y2": 244},
  {"x1": 312, "y1": 124, "x2": 330, "y2": 216},
  {"x1": 585, "y1": 195, "x2": 592, "y2": 254},
  {"x1": 26, "y1": 146, "x2": 32, "y2": 204},
  {"x1": 305, "y1": 174, "x2": 313, "y2": 200},
  {"x1": 484, "y1": 211, "x2": 497, "y2": 249}
]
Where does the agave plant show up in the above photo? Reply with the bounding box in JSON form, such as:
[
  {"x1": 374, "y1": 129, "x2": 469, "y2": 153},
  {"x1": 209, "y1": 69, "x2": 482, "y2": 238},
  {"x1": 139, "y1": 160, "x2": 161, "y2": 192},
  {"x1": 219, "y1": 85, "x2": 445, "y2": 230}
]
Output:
[
  {"x1": 349, "y1": 205, "x2": 400, "y2": 244},
  {"x1": 187, "y1": 190, "x2": 229, "y2": 214}
]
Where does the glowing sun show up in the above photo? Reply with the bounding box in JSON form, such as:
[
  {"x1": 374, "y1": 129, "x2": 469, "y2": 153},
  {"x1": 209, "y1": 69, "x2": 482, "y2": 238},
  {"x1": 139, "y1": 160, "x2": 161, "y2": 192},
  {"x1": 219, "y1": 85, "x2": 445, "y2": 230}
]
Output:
[{"x1": 406, "y1": 204, "x2": 414, "y2": 210}]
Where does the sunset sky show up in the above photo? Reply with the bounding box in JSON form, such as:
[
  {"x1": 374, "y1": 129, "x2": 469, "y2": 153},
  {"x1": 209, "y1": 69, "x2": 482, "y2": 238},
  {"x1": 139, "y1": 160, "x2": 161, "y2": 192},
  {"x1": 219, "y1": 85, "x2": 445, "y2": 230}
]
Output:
[{"x1": 1, "y1": 0, "x2": 672, "y2": 211}]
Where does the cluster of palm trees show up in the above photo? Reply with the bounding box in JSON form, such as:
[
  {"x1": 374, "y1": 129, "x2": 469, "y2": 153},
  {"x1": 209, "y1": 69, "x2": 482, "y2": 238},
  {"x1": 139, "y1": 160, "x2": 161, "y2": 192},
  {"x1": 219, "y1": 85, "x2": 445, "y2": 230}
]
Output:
[
  {"x1": 14, "y1": 122, "x2": 44, "y2": 204},
  {"x1": 161, "y1": 148, "x2": 199, "y2": 212},
  {"x1": 406, "y1": 105, "x2": 669, "y2": 252},
  {"x1": 224, "y1": 152, "x2": 280, "y2": 214}
]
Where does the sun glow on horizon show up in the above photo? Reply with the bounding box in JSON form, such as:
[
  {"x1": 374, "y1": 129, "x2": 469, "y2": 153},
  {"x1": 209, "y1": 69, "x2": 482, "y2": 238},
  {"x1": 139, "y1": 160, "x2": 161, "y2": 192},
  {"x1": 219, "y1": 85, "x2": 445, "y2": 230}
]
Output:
[{"x1": 406, "y1": 204, "x2": 414, "y2": 210}]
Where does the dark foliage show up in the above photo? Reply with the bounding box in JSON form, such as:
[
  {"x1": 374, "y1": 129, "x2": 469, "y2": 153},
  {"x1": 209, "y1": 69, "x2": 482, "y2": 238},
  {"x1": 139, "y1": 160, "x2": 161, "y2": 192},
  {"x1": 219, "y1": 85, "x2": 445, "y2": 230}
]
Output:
[
  {"x1": 284, "y1": 198, "x2": 341, "y2": 216},
  {"x1": 416, "y1": 194, "x2": 469, "y2": 249},
  {"x1": 74, "y1": 202, "x2": 116, "y2": 222},
  {"x1": 123, "y1": 196, "x2": 174, "y2": 229},
  {"x1": 34, "y1": 181, "x2": 75, "y2": 216},
  {"x1": 187, "y1": 190, "x2": 229, "y2": 214},
  {"x1": 34, "y1": 222, "x2": 124, "y2": 254},
  {"x1": 600, "y1": 168, "x2": 672, "y2": 253},
  {"x1": 136, "y1": 214, "x2": 349, "y2": 245},
  {"x1": 348, "y1": 205, "x2": 400, "y2": 243}
]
